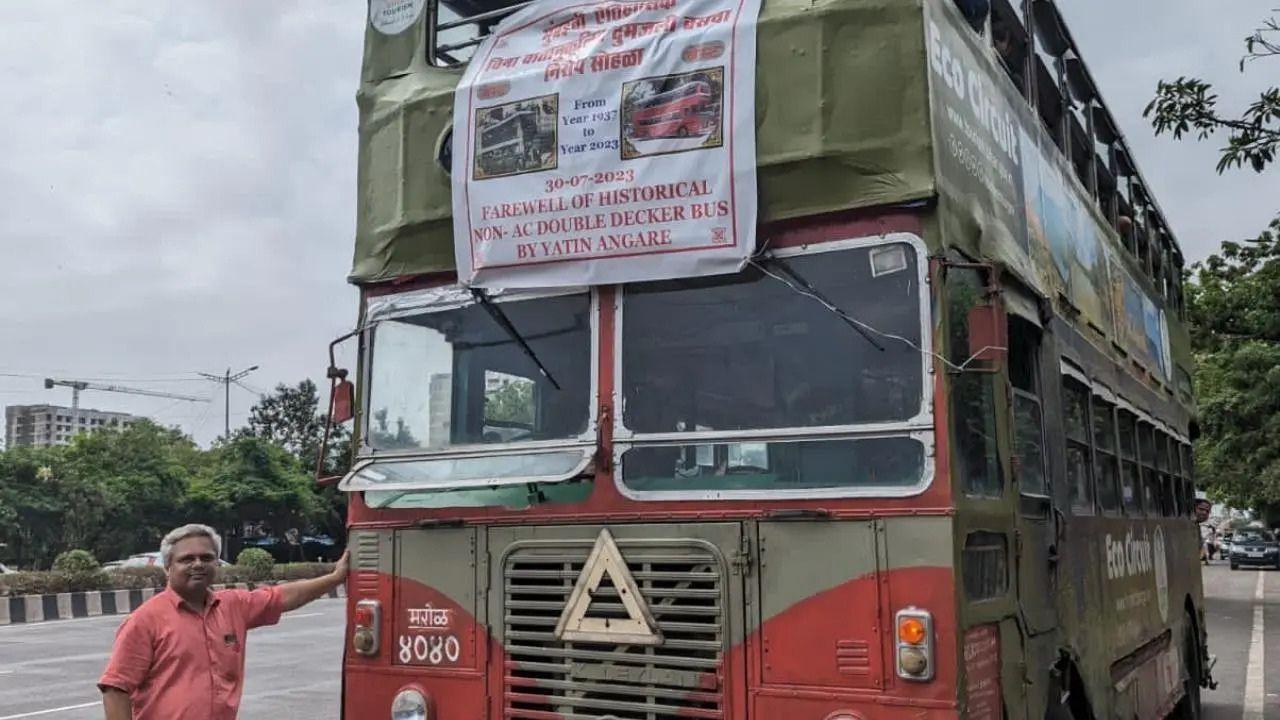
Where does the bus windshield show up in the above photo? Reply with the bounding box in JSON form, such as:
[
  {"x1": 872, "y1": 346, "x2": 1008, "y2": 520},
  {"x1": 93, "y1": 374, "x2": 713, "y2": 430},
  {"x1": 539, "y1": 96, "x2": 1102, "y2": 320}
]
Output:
[
  {"x1": 364, "y1": 291, "x2": 592, "y2": 454},
  {"x1": 617, "y1": 241, "x2": 930, "y2": 495},
  {"x1": 620, "y1": 242, "x2": 925, "y2": 433}
]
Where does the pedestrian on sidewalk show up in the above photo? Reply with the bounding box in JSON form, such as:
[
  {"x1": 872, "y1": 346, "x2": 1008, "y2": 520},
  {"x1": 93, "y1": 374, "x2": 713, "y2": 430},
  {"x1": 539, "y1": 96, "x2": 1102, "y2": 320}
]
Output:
[{"x1": 98, "y1": 523, "x2": 348, "y2": 720}]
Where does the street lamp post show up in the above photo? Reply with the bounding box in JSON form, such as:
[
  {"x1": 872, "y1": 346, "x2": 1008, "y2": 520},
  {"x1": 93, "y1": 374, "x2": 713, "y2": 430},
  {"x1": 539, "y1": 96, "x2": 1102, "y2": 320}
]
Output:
[{"x1": 199, "y1": 365, "x2": 260, "y2": 438}]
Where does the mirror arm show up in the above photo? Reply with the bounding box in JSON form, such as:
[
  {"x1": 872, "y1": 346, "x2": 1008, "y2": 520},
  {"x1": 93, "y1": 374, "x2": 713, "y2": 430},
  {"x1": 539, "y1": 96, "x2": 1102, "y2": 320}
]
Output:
[{"x1": 316, "y1": 328, "x2": 362, "y2": 483}]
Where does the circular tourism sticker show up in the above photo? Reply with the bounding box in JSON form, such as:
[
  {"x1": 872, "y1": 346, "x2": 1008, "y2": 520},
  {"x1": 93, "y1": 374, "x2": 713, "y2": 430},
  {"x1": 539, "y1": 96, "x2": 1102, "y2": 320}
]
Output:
[
  {"x1": 1153, "y1": 525, "x2": 1169, "y2": 623},
  {"x1": 370, "y1": 0, "x2": 424, "y2": 35}
]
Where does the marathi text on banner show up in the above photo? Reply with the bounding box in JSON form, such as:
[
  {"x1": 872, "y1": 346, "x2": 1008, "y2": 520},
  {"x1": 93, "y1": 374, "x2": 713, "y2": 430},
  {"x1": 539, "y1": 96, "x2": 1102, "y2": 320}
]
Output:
[{"x1": 451, "y1": 0, "x2": 761, "y2": 288}]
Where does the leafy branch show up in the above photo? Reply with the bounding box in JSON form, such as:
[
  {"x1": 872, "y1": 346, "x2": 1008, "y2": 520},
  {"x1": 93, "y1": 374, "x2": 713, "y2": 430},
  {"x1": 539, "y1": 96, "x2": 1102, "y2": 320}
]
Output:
[{"x1": 1144, "y1": 14, "x2": 1280, "y2": 173}]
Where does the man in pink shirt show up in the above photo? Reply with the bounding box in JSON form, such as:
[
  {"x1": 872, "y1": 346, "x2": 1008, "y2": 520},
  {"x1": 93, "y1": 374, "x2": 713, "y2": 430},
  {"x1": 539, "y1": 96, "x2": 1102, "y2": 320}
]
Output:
[{"x1": 98, "y1": 523, "x2": 348, "y2": 719}]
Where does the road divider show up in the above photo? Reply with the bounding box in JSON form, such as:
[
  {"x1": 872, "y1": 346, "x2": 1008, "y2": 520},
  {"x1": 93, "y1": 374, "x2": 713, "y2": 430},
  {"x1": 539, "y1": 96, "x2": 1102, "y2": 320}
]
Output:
[{"x1": 0, "y1": 582, "x2": 346, "y2": 626}]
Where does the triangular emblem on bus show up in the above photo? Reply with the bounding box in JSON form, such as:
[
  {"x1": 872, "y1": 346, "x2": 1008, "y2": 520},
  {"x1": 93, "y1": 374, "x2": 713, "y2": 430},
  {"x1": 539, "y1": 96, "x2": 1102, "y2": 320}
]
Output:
[{"x1": 554, "y1": 529, "x2": 663, "y2": 646}]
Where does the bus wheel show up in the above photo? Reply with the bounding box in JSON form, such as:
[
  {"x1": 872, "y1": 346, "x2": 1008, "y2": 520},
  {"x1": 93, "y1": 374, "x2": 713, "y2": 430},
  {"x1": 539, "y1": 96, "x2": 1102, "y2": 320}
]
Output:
[
  {"x1": 1173, "y1": 614, "x2": 1203, "y2": 720},
  {"x1": 677, "y1": 127, "x2": 689, "y2": 138}
]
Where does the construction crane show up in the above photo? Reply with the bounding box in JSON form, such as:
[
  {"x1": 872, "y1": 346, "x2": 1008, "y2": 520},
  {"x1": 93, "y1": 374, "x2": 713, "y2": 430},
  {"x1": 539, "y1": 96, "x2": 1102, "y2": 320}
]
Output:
[{"x1": 43, "y1": 377, "x2": 210, "y2": 431}]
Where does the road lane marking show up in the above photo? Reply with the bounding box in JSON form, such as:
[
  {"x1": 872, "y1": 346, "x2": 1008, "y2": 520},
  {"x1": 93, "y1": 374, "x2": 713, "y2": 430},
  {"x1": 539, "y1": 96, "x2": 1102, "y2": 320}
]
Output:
[
  {"x1": 0, "y1": 701, "x2": 99, "y2": 719},
  {"x1": 1243, "y1": 571, "x2": 1265, "y2": 720},
  {"x1": 283, "y1": 612, "x2": 323, "y2": 620}
]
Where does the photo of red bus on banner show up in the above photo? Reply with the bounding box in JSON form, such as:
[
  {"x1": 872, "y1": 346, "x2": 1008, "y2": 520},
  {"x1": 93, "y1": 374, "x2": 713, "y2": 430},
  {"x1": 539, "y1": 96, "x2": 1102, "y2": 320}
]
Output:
[{"x1": 621, "y1": 68, "x2": 724, "y2": 159}]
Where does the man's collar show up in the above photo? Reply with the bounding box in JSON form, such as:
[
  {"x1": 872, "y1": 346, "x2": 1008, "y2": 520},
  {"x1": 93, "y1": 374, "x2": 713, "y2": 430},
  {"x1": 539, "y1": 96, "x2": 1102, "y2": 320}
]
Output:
[{"x1": 162, "y1": 585, "x2": 221, "y2": 613}]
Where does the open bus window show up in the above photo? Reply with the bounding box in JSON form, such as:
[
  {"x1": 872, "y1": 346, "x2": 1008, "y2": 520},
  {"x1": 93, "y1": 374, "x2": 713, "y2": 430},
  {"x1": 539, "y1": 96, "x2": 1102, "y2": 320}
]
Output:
[
  {"x1": 1181, "y1": 443, "x2": 1195, "y2": 515},
  {"x1": 1091, "y1": 397, "x2": 1122, "y2": 514},
  {"x1": 1117, "y1": 409, "x2": 1142, "y2": 515},
  {"x1": 1013, "y1": 392, "x2": 1047, "y2": 497},
  {"x1": 620, "y1": 437, "x2": 926, "y2": 494},
  {"x1": 1137, "y1": 422, "x2": 1159, "y2": 517},
  {"x1": 620, "y1": 243, "x2": 924, "y2": 434},
  {"x1": 365, "y1": 291, "x2": 592, "y2": 454},
  {"x1": 1169, "y1": 435, "x2": 1186, "y2": 516},
  {"x1": 947, "y1": 265, "x2": 1001, "y2": 498},
  {"x1": 990, "y1": 0, "x2": 1029, "y2": 97},
  {"x1": 1154, "y1": 431, "x2": 1174, "y2": 517},
  {"x1": 1061, "y1": 378, "x2": 1094, "y2": 514},
  {"x1": 429, "y1": 0, "x2": 531, "y2": 66},
  {"x1": 1009, "y1": 317, "x2": 1048, "y2": 503}
]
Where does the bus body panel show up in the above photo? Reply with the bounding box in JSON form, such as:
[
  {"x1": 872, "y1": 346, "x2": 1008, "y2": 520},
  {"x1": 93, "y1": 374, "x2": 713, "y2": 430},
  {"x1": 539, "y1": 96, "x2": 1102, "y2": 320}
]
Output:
[{"x1": 343, "y1": 518, "x2": 958, "y2": 719}]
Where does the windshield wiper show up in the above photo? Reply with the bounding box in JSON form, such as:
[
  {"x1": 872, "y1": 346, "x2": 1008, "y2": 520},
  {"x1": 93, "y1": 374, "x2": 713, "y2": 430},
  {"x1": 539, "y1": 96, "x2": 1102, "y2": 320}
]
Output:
[
  {"x1": 470, "y1": 288, "x2": 562, "y2": 390},
  {"x1": 758, "y1": 255, "x2": 886, "y2": 352}
]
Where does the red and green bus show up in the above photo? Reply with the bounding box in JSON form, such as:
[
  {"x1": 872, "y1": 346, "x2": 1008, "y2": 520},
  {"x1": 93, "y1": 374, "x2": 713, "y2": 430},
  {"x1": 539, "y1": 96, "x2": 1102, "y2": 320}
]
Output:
[{"x1": 329, "y1": 0, "x2": 1211, "y2": 718}]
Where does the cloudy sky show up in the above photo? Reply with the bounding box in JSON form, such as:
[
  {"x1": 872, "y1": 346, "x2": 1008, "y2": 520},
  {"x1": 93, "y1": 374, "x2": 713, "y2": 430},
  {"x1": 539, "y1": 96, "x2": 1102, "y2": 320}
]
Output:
[{"x1": 1, "y1": 1, "x2": 1277, "y2": 447}]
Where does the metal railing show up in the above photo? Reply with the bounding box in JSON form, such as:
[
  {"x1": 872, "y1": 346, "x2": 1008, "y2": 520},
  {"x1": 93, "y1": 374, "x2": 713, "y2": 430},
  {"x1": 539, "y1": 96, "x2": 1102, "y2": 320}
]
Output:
[{"x1": 429, "y1": 0, "x2": 534, "y2": 66}]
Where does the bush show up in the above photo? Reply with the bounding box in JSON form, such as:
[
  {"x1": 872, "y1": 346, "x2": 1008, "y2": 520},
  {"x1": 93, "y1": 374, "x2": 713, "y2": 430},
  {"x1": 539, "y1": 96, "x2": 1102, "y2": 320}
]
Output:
[
  {"x1": 273, "y1": 562, "x2": 334, "y2": 581},
  {"x1": 0, "y1": 560, "x2": 334, "y2": 597},
  {"x1": 235, "y1": 548, "x2": 275, "y2": 581},
  {"x1": 0, "y1": 569, "x2": 108, "y2": 595},
  {"x1": 53, "y1": 550, "x2": 100, "y2": 575},
  {"x1": 108, "y1": 566, "x2": 167, "y2": 590},
  {"x1": 48, "y1": 550, "x2": 107, "y2": 592}
]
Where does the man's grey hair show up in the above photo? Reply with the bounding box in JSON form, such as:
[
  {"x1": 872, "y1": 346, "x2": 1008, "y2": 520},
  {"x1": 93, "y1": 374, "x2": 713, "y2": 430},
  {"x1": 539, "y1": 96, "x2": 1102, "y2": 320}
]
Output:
[{"x1": 160, "y1": 524, "x2": 222, "y2": 568}]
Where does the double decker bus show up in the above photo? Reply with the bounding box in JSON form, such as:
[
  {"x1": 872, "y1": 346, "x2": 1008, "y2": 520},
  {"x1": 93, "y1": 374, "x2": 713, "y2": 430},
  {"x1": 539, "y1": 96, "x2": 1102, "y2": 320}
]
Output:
[
  {"x1": 626, "y1": 80, "x2": 715, "y2": 139},
  {"x1": 475, "y1": 104, "x2": 553, "y2": 177},
  {"x1": 333, "y1": 0, "x2": 1211, "y2": 718}
]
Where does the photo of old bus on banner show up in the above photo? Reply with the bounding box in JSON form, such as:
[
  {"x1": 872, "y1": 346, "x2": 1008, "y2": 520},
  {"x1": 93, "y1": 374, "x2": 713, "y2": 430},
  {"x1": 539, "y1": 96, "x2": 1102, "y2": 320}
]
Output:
[{"x1": 451, "y1": 0, "x2": 761, "y2": 288}]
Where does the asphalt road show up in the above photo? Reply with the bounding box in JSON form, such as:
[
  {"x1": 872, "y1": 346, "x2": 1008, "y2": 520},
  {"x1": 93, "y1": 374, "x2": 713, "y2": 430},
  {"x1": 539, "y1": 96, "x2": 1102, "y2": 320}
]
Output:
[
  {"x1": 1200, "y1": 562, "x2": 1280, "y2": 720},
  {"x1": 0, "y1": 564, "x2": 1273, "y2": 719},
  {"x1": 0, "y1": 597, "x2": 344, "y2": 719}
]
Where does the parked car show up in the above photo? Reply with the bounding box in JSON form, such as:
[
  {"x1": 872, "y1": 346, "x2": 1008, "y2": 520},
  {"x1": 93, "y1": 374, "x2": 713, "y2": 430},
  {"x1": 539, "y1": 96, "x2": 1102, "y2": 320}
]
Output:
[
  {"x1": 240, "y1": 533, "x2": 341, "y2": 563},
  {"x1": 1228, "y1": 528, "x2": 1280, "y2": 570},
  {"x1": 0, "y1": 562, "x2": 14, "y2": 574},
  {"x1": 107, "y1": 552, "x2": 229, "y2": 570}
]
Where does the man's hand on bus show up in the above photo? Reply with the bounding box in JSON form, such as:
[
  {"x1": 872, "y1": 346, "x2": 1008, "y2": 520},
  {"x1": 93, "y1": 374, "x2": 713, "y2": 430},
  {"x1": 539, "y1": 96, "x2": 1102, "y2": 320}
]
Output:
[{"x1": 279, "y1": 550, "x2": 349, "y2": 613}]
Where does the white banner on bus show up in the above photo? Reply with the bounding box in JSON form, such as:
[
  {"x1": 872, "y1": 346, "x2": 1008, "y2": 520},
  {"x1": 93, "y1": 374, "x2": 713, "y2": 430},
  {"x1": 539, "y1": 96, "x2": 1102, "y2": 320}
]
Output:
[{"x1": 451, "y1": 0, "x2": 761, "y2": 288}]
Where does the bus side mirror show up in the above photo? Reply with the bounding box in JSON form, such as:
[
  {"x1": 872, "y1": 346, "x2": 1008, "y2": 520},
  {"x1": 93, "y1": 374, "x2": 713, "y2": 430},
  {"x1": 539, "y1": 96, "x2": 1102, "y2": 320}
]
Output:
[
  {"x1": 331, "y1": 379, "x2": 355, "y2": 425},
  {"x1": 966, "y1": 303, "x2": 1007, "y2": 368}
]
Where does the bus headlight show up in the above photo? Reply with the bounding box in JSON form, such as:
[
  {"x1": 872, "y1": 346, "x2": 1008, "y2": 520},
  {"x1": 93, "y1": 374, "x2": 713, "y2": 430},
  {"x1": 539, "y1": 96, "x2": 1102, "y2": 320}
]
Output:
[
  {"x1": 391, "y1": 688, "x2": 429, "y2": 720},
  {"x1": 895, "y1": 607, "x2": 934, "y2": 681}
]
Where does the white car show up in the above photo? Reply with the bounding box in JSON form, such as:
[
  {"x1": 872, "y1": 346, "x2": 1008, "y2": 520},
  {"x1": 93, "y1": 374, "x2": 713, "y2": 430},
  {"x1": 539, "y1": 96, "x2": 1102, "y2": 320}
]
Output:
[
  {"x1": 0, "y1": 562, "x2": 13, "y2": 574},
  {"x1": 120, "y1": 552, "x2": 163, "y2": 568},
  {"x1": 109, "y1": 552, "x2": 230, "y2": 569}
]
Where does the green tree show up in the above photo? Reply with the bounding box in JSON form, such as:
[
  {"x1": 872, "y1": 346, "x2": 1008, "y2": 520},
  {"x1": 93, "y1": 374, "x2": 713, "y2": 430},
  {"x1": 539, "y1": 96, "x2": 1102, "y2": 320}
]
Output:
[
  {"x1": 1145, "y1": 14, "x2": 1279, "y2": 174},
  {"x1": 60, "y1": 420, "x2": 203, "y2": 563},
  {"x1": 0, "y1": 445, "x2": 70, "y2": 568},
  {"x1": 1147, "y1": 18, "x2": 1280, "y2": 520},
  {"x1": 485, "y1": 379, "x2": 535, "y2": 427},
  {"x1": 369, "y1": 408, "x2": 419, "y2": 450},
  {"x1": 241, "y1": 379, "x2": 353, "y2": 537},
  {"x1": 188, "y1": 435, "x2": 323, "y2": 556},
  {"x1": 1180, "y1": 225, "x2": 1280, "y2": 520}
]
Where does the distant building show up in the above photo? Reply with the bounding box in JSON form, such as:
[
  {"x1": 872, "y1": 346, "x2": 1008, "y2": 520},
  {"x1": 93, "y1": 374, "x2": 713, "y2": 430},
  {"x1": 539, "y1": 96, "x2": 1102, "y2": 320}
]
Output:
[{"x1": 4, "y1": 404, "x2": 142, "y2": 449}]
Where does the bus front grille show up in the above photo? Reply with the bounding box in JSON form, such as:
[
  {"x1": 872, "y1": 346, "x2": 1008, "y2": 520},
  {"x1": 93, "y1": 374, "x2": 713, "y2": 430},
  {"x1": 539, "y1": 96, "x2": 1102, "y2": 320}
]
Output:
[{"x1": 503, "y1": 540, "x2": 727, "y2": 719}]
